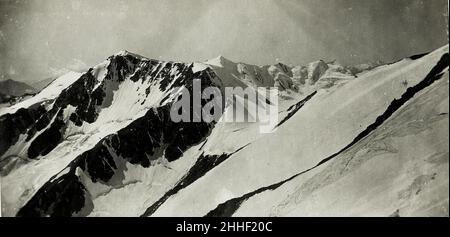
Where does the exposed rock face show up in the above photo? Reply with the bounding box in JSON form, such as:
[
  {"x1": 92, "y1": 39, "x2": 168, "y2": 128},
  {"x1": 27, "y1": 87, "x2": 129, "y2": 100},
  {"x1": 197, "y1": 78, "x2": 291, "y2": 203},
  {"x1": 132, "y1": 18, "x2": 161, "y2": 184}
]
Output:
[
  {"x1": 2, "y1": 52, "x2": 224, "y2": 216},
  {"x1": 307, "y1": 60, "x2": 329, "y2": 85},
  {"x1": 1, "y1": 45, "x2": 448, "y2": 217}
]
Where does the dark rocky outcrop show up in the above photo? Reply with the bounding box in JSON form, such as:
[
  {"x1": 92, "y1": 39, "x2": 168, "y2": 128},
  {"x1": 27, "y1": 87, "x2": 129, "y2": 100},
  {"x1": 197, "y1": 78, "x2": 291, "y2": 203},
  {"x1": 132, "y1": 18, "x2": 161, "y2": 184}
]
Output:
[{"x1": 16, "y1": 57, "x2": 227, "y2": 216}]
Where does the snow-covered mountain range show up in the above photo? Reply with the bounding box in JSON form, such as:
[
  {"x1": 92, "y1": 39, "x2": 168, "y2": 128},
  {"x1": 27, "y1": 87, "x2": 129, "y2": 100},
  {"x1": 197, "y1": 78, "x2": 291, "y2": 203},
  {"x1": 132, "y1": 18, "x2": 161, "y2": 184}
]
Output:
[{"x1": 0, "y1": 45, "x2": 448, "y2": 217}]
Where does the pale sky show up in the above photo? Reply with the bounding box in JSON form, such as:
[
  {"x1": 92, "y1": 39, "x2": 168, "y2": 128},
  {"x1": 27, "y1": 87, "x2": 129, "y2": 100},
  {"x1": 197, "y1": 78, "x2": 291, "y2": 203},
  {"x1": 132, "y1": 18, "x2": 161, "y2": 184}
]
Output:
[{"x1": 0, "y1": 0, "x2": 448, "y2": 83}]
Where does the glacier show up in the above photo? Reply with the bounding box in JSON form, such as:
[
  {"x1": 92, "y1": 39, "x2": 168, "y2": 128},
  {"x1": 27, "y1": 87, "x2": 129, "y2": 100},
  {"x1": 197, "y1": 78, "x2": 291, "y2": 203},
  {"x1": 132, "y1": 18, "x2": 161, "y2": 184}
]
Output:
[{"x1": 0, "y1": 45, "x2": 448, "y2": 217}]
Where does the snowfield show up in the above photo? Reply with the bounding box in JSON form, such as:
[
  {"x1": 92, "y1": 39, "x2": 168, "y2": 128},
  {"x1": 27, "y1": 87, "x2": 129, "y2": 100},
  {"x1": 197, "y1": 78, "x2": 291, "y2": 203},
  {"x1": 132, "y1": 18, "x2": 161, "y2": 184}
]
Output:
[{"x1": 0, "y1": 45, "x2": 448, "y2": 217}]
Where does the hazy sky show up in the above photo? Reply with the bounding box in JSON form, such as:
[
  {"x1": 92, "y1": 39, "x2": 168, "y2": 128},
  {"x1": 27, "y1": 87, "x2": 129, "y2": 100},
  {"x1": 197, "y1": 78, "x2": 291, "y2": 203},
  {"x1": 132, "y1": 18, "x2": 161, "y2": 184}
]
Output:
[{"x1": 0, "y1": 0, "x2": 448, "y2": 83}]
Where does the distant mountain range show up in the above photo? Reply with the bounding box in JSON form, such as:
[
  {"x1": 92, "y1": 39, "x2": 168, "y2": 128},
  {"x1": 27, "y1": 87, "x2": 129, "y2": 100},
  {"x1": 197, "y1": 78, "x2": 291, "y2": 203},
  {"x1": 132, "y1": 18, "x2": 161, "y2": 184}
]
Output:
[
  {"x1": 0, "y1": 79, "x2": 35, "y2": 96},
  {"x1": 0, "y1": 45, "x2": 448, "y2": 217},
  {"x1": 0, "y1": 78, "x2": 56, "y2": 104}
]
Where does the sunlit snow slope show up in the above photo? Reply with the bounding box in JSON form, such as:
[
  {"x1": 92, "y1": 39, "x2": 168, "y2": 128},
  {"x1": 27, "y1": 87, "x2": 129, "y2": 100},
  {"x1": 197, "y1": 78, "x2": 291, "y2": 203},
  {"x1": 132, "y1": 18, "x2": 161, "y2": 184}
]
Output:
[{"x1": 0, "y1": 45, "x2": 448, "y2": 217}]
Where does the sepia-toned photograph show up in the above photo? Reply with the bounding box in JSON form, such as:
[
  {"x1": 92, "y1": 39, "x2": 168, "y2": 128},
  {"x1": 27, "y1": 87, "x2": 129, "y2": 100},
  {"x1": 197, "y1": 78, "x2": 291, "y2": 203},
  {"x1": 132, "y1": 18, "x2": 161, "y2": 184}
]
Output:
[{"x1": 0, "y1": 0, "x2": 448, "y2": 222}]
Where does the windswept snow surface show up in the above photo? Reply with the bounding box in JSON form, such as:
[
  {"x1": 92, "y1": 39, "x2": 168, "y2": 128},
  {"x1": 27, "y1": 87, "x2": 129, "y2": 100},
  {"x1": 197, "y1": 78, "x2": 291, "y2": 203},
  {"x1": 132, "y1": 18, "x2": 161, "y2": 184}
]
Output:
[
  {"x1": 233, "y1": 74, "x2": 449, "y2": 217},
  {"x1": 151, "y1": 45, "x2": 449, "y2": 217},
  {"x1": 0, "y1": 45, "x2": 448, "y2": 217}
]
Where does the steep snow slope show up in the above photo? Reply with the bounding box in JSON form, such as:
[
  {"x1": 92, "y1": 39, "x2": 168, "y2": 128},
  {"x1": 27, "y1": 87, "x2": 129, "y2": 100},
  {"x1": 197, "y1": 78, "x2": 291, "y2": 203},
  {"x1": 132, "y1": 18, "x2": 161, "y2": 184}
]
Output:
[
  {"x1": 1, "y1": 52, "x2": 222, "y2": 216},
  {"x1": 0, "y1": 45, "x2": 448, "y2": 217},
  {"x1": 232, "y1": 73, "x2": 449, "y2": 216},
  {"x1": 149, "y1": 46, "x2": 448, "y2": 217}
]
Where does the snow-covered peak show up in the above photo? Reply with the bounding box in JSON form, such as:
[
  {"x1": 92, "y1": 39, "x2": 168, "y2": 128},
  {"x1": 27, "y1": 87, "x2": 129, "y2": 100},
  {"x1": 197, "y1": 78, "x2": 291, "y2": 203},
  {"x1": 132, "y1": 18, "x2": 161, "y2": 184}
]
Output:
[
  {"x1": 115, "y1": 50, "x2": 130, "y2": 56},
  {"x1": 115, "y1": 50, "x2": 142, "y2": 57},
  {"x1": 1, "y1": 44, "x2": 448, "y2": 217},
  {"x1": 205, "y1": 55, "x2": 236, "y2": 68},
  {"x1": 112, "y1": 50, "x2": 151, "y2": 63}
]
